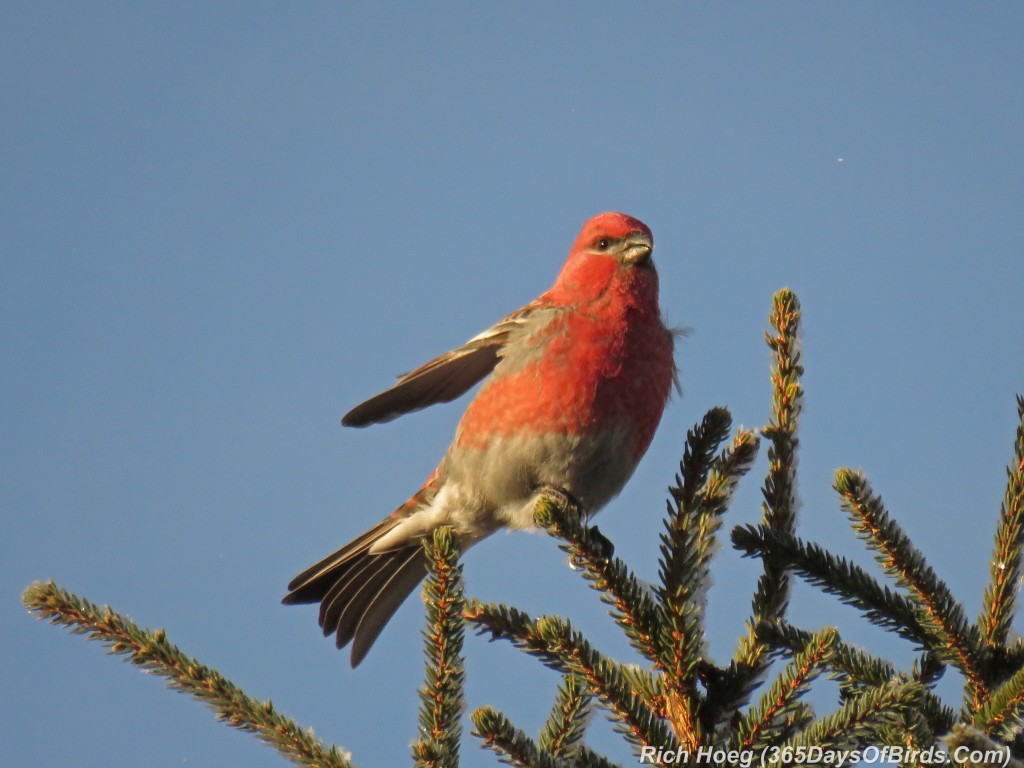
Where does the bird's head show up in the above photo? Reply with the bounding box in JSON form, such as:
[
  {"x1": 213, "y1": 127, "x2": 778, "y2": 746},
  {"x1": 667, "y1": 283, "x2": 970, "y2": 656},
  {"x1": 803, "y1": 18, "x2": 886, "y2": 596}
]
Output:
[
  {"x1": 571, "y1": 212, "x2": 654, "y2": 267},
  {"x1": 550, "y1": 212, "x2": 658, "y2": 303}
]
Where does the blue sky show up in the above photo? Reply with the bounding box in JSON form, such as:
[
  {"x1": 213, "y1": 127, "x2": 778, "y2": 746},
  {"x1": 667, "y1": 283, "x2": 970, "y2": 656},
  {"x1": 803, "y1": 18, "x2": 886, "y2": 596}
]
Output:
[{"x1": 3, "y1": 3, "x2": 1023, "y2": 766}]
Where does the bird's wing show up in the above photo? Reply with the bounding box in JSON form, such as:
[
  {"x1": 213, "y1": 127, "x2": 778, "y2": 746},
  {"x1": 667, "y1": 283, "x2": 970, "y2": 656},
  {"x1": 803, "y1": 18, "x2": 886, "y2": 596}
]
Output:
[{"x1": 341, "y1": 302, "x2": 545, "y2": 427}]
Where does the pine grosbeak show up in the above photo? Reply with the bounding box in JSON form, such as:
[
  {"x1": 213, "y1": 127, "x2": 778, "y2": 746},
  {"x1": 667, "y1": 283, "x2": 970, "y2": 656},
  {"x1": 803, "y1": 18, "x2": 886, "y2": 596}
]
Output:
[{"x1": 284, "y1": 212, "x2": 676, "y2": 666}]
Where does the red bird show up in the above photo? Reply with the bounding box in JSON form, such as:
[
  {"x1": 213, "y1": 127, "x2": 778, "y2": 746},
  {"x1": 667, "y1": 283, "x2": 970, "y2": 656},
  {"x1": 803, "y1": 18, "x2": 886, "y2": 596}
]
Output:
[{"x1": 284, "y1": 212, "x2": 676, "y2": 666}]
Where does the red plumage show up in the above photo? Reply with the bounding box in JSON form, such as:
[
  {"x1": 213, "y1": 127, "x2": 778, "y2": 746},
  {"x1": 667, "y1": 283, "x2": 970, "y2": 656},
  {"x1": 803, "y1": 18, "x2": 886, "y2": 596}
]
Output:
[{"x1": 284, "y1": 212, "x2": 676, "y2": 666}]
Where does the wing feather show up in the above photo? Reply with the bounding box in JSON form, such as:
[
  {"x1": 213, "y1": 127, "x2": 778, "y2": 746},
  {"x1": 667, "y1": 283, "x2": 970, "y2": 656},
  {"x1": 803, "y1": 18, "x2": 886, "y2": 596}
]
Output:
[{"x1": 341, "y1": 304, "x2": 540, "y2": 427}]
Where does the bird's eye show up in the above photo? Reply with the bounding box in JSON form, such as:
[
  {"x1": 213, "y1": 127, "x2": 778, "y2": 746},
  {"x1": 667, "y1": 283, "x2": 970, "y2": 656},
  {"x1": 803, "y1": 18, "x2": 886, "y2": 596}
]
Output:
[{"x1": 596, "y1": 238, "x2": 611, "y2": 251}]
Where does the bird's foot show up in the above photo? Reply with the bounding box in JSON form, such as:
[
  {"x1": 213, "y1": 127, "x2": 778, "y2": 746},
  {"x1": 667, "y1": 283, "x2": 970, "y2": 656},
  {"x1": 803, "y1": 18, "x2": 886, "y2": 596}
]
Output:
[
  {"x1": 588, "y1": 525, "x2": 615, "y2": 561},
  {"x1": 538, "y1": 486, "x2": 583, "y2": 515},
  {"x1": 536, "y1": 486, "x2": 613, "y2": 568},
  {"x1": 567, "y1": 526, "x2": 615, "y2": 570}
]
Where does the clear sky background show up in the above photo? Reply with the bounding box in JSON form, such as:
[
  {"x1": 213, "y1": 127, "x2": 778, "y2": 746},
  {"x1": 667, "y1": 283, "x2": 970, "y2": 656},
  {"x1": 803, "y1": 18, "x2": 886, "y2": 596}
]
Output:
[{"x1": 3, "y1": 4, "x2": 1023, "y2": 766}]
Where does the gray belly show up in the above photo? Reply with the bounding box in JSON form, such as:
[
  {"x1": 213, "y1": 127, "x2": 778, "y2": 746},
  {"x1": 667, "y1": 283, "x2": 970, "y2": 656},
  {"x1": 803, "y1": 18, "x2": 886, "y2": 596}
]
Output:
[{"x1": 442, "y1": 427, "x2": 636, "y2": 516}]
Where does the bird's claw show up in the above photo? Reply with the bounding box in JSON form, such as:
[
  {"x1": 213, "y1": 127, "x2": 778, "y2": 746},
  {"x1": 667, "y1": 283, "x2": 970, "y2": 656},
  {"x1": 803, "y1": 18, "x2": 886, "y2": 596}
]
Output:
[
  {"x1": 589, "y1": 526, "x2": 615, "y2": 560},
  {"x1": 567, "y1": 525, "x2": 615, "y2": 570},
  {"x1": 537, "y1": 486, "x2": 613, "y2": 567}
]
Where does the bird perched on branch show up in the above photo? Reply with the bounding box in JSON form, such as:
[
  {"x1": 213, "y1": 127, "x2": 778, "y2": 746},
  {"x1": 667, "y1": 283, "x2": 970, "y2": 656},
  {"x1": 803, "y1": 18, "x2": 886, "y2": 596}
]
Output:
[{"x1": 284, "y1": 212, "x2": 676, "y2": 666}]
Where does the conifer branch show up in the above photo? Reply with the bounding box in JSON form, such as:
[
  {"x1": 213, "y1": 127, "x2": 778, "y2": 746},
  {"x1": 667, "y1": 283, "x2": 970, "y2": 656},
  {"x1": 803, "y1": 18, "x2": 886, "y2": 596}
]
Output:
[
  {"x1": 974, "y1": 662, "x2": 1024, "y2": 739},
  {"x1": 412, "y1": 527, "x2": 465, "y2": 768},
  {"x1": 472, "y1": 706, "x2": 618, "y2": 768},
  {"x1": 471, "y1": 707, "x2": 562, "y2": 768},
  {"x1": 659, "y1": 414, "x2": 759, "y2": 655},
  {"x1": 665, "y1": 427, "x2": 760, "y2": 732},
  {"x1": 876, "y1": 711, "x2": 940, "y2": 765},
  {"x1": 533, "y1": 492, "x2": 662, "y2": 668},
  {"x1": 755, "y1": 619, "x2": 956, "y2": 735},
  {"x1": 735, "y1": 627, "x2": 837, "y2": 749},
  {"x1": 700, "y1": 427, "x2": 762, "y2": 522},
  {"x1": 668, "y1": 406, "x2": 733, "y2": 523},
  {"x1": 735, "y1": 289, "x2": 803, "y2": 690},
  {"x1": 980, "y1": 395, "x2": 1024, "y2": 650},
  {"x1": 619, "y1": 664, "x2": 667, "y2": 720},
  {"x1": 464, "y1": 601, "x2": 676, "y2": 753},
  {"x1": 733, "y1": 528, "x2": 959, "y2": 735},
  {"x1": 781, "y1": 679, "x2": 924, "y2": 753},
  {"x1": 570, "y1": 747, "x2": 620, "y2": 768},
  {"x1": 22, "y1": 580, "x2": 353, "y2": 768},
  {"x1": 755, "y1": 619, "x2": 895, "y2": 689},
  {"x1": 657, "y1": 406, "x2": 733, "y2": 748},
  {"x1": 538, "y1": 674, "x2": 593, "y2": 759},
  {"x1": 733, "y1": 525, "x2": 931, "y2": 646},
  {"x1": 834, "y1": 469, "x2": 987, "y2": 709}
]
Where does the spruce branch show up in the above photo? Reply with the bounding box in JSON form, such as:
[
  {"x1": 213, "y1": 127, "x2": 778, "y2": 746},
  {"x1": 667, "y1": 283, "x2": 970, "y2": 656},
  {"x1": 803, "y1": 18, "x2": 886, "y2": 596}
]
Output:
[
  {"x1": 974, "y1": 662, "x2": 1024, "y2": 740},
  {"x1": 735, "y1": 288, "x2": 803, "y2": 691},
  {"x1": 756, "y1": 619, "x2": 956, "y2": 736},
  {"x1": 781, "y1": 679, "x2": 924, "y2": 753},
  {"x1": 834, "y1": 469, "x2": 987, "y2": 709},
  {"x1": 733, "y1": 525, "x2": 960, "y2": 736},
  {"x1": 668, "y1": 427, "x2": 760, "y2": 732},
  {"x1": 22, "y1": 580, "x2": 352, "y2": 768},
  {"x1": 876, "y1": 711, "x2": 941, "y2": 765},
  {"x1": 755, "y1": 619, "x2": 896, "y2": 689},
  {"x1": 532, "y1": 491, "x2": 662, "y2": 668},
  {"x1": 471, "y1": 707, "x2": 618, "y2": 768},
  {"x1": 980, "y1": 395, "x2": 1024, "y2": 650},
  {"x1": 699, "y1": 426, "x2": 762, "y2": 522},
  {"x1": 734, "y1": 627, "x2": 837, "y2": 749},
  {"x1": 760, "y1": 287, "x2": 803, "y2": 529},
  {"x1": 538, "y1": 674, "x2": 593, "y2": 759},
  {"x1": 471, "y1": 707, "x2": 561, "y2": 768},
  {"x1": 464, "y1": 600, "x2": 676, "y2": 753},
  {"x1": 658, "y1": 413, "x2": 759, "y2": 654},
  {"x1": 657, "y1": 406, "x2": 733, "y2": 748},
  {"x1": 733, "y1": 524, "x2": 932, "y2": 647},
  {"x1": 569, "y1": 747, "x2": 620, "y2": 768},
  {"x1": 412, "y1": 527, "x2": 466, "y2": 768},
  {"x1": 667, "y1": 406, "x2": 733, "y2": 520}
]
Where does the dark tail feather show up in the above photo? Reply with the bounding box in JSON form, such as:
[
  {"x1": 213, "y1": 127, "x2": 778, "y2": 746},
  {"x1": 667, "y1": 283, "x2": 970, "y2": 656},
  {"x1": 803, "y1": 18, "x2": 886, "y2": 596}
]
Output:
[
  {"x1": 283, "y1": 517, "x2": 399, "y2": 602},
  {"x1": 283, "y1": 518, "x2": 428, "y2": 667},
  {"x1": 350, "y1": 549, "x2": 425, "y2": 666}
]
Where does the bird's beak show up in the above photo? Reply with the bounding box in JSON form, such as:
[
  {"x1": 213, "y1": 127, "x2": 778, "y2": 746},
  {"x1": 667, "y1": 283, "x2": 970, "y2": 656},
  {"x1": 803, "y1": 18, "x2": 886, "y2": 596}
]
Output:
[{"x1": 621, "y1": 234, "x2": 653, "y2": 265}]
